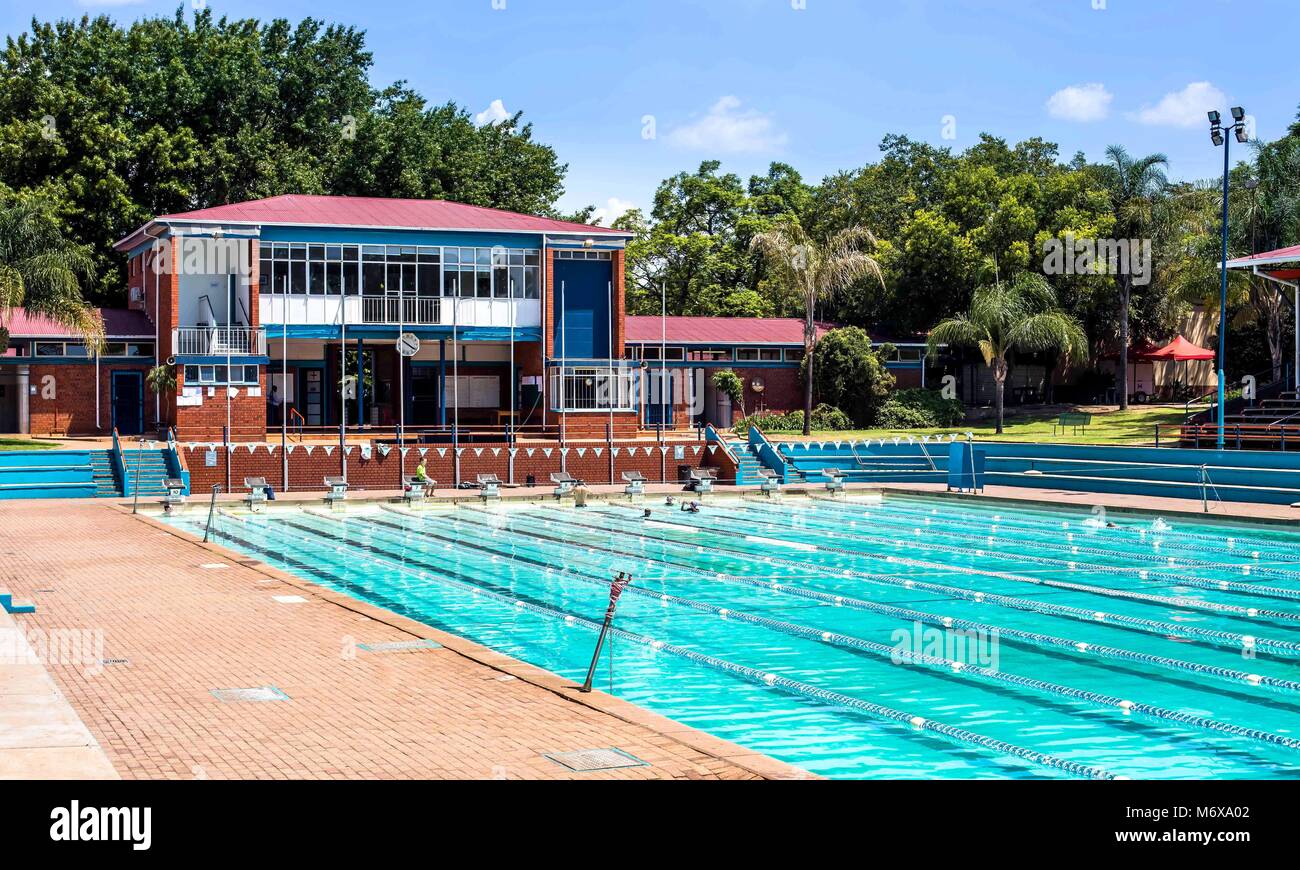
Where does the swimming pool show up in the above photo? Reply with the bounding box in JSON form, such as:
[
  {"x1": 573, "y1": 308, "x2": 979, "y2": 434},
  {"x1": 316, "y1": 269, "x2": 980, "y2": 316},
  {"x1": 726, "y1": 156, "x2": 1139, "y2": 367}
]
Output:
[{"x1": 162, "y1": 493, "x2": 1300, "y2": 779}]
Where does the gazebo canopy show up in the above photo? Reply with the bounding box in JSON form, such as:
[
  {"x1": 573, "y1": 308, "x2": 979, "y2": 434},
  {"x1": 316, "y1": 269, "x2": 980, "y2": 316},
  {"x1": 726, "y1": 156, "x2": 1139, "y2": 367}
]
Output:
[
  {"x1": 1145, "y1": 335, "x2": 1215, "y2": 361},
  {"x1": 1224, "y1": 243, "x2": 1299, "y2": 384}
]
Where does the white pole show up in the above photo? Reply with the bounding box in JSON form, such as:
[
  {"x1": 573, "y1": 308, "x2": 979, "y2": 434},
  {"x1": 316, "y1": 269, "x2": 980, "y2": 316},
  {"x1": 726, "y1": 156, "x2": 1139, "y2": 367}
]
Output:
[
  {"x1": 154, "y1": 244, "x2": 161, "y2": 428},
  {"x1": 452, "y1": 274, "x2": 459, "y2": 445},
  {"x1": 398, "y1": 265, "x2": 405, "y2": 453},
  {"x1": 281, "y1": 273, "x2": 288, "y2": 489},
  {"x1": 560, "y1": 279, "x2": 567, "y2": 450},
  {"x1": 660, "y1": 281, "x2": 666, "y2": 440},
  {"x1": 95, "y1": 351, "x2": 100, "y2": 430},
  {"x1": 340, "y1": 279, "x2": 347, "y2": 483},
  {"x1": 608, "y1": 279, "x2": 615, "y2": 438},
  {"x1": 226, "y1": 273, "x2": 232, "y2": 446}
]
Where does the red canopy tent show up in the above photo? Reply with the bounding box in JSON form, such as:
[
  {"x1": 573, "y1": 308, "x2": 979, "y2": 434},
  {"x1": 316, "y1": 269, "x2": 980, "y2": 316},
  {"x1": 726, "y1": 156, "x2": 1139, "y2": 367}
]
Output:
[{"x1": 1144, "y1": 335, "x2": 1216, "y2": 361}]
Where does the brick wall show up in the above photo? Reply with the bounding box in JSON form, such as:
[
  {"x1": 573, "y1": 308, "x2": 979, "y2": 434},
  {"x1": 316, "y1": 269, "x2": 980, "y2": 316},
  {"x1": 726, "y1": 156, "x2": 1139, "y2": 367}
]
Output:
[
  {"x1": 176, "y1": 367, "x2": 268, "y2": 441},
  {"x1": 181, "y1": 438, "x2": 732, "y2": 492},
  {"x1": 26, "y1": 362, "x2": 152, "y2": 436}
]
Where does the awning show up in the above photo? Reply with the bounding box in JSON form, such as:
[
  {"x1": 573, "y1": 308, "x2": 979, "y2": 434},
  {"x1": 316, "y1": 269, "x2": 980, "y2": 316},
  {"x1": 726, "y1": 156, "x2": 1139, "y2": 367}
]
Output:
[
  {"x1": 1226, "y1": 244, "x2": 1300, "y2": 269},
  {"x1": 1144, "y1": 335, "x2": 1215, "y2": 362}
]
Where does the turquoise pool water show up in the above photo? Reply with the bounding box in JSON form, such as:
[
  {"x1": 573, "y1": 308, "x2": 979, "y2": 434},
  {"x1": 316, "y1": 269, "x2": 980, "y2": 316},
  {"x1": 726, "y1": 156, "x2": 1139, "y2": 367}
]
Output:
[{"x1": 163, "y1": 493, "x2": 1300, "y2": 779}]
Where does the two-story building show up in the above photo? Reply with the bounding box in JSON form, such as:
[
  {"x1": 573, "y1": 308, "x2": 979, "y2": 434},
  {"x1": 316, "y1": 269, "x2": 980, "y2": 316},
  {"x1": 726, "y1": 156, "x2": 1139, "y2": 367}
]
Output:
[{"x1": 110, "y1": 194, "x2": 637, "y2": 441}]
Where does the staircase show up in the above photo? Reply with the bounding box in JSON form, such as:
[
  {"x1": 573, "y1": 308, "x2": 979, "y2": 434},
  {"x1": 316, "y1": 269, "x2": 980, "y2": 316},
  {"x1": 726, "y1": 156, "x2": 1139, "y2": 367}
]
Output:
[
  {"x1": 728, "y1": 441, "x2": 766, "y2": 483},
  {"x1": 89, "y1": 450, "x2": 121, "y2": 497},
  {"x1": 118, "y1": 448, "x2": 173, "y2": 498},
  {"x1": 0, "y1": 451, "x2": 97, "y2": 500}
]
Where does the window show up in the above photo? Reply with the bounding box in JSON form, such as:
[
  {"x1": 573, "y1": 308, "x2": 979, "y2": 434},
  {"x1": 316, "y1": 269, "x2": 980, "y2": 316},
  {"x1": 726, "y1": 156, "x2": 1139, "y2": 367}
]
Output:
[
  {"x1": 639, "y1": 346, "x2": 685, "y2": 361},
  {"x1": 688, "y1": 348, "x2": 733, "y2": 362},
  {"x1": 736, "y1": 348, "x2": 784, "y2": 361},
  {"x1": 554, "y1": 249, "x2": 613, "y2": 260},
  {"x1": 785, "y1": 348, "x2": 805, "y2": 363},
  {"x1": 34, "y1": 342, "x2": 63, "y2": 357},
  {"x1": 184, "y1": 364, "x2": 260, "y2": 386}
]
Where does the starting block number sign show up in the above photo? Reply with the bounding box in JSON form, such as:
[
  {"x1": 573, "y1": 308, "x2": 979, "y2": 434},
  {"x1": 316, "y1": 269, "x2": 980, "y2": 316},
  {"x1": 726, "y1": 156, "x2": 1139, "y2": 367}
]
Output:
[{"x1": 397, "y1": 333, "x2": 420, "y2": 357}]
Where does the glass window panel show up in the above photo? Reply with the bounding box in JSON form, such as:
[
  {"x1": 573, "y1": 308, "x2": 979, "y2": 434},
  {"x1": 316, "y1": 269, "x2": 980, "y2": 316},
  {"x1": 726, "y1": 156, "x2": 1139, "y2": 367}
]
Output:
[
  {"x1": 476, "y1": 269, "x2": 491, "y2": 298},
  {"x1": 325, "y1": 245, "x2": 342, "y2": 261},
  {"x1": 289, "y1": 243, "x2": 307, "y2": 261},
  {"x1": 443, "y1": 247, "x2": 459, "y2": 265},
  {"x1": 258, "y1": 258, "x2": 271, "y2": 295},
  {"x1": 362, "y1": 261, "x2": 385, "y2": 295},
  {"x1": 442, "y1": 269, "x2": 458, "y2": 297},
  {"x1": 343, "y1": 261, "x2": 359, "y2": 296},
  {"x1": 419, "y1": 248, "x2": 440, "y2": 264},
  {"x1": 363, "y1": 245, "x2": 385, "y2": 260},
  {"x1": 343, "y1": 245, "x2": 359, "y2": 262},
  {"x1": 199, "y1": 366, "x2": 215, "y2": 382},
  {"x1": 402, "y1": 263, "x2": 416, "y2": 296},
  {"x1": 459, "y1": 248, "x2": 475, "y2": 265},
  {"x1": 494, "y1": 267, "x2": 509, "y2": 298},
  {"x1": 326, "y1": 262, "x2": 342, "y2": 295},
  {"x1": 418, "y1": 264, "x2": 437, "y2": 296},
  {"x1": 459, "y1": 266, "x2": 475, "y2": 297},
  {"x1": 509, "y1": 251, "x2": 524, "y2": 266},
  {"x1": 523, "y1": 266, "x2": 538, "y2": 298},
  {"x1": 308, "y1": 245, "x2": 325, "y2": 261},
  {"x1": 475, "y1": 248, "x2": 491, "y2": 266},
  {"x1": 525, "y1": 251, "x2": 539, "y2": 266},
  {"x1": 736, "y1": 348, "x2": 758, "y2": 361},
  {"x1": 386, "y1": 263, "x2": 401, "y2": 294},
  {"x1": 102, "y1": 343, "x2": 127, "y2": 356},
  {"x1": 128, "y1": 343, "x2": 154, "y2": 357},
  {"x1": 273, "y1": 244, "x2": 289, "y2": 261},
  {"x1": 508, "y1": 266, "x2": 524, "y2": 298},
  {"x1": 290, "y1": 261, "x2": 307, "y2": 294},
  {"x1": 184, "y1": 366, "x2": 198, "y2": 382},
  {"x1": 309, "y1": 262, "x2": 325, "y2": 295},
  {"x1": 492, "y1": 248, "x2": 508, "y2": 266}
]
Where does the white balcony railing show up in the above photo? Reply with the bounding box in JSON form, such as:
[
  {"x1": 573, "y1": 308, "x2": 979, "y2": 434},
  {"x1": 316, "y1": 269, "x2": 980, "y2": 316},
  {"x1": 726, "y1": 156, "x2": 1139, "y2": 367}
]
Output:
[
  {"x1": 361, "y1": 296, "x2": 441, "y2": 325},
  {"x1": 174, "y1": 326, "x2": 267, "y2": 356},
  {"x1": 548, "y1": 363, "x2": 638, "y2": 412}
]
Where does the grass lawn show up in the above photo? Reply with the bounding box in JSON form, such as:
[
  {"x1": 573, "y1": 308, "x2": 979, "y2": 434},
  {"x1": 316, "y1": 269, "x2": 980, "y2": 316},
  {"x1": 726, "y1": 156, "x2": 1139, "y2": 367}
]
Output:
[
  {"x1": 763, "y1": 405, "x2": 1187, "y2": 446},
  {"x1": 0, "y1": 437, "x2": 60, "y2": 451}
]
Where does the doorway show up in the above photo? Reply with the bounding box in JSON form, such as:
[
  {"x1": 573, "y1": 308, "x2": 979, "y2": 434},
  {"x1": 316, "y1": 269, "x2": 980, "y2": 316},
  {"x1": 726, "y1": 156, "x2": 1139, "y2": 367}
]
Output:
[{"x1": 111, "y1": 371, "x2": 144, "y2": 435}]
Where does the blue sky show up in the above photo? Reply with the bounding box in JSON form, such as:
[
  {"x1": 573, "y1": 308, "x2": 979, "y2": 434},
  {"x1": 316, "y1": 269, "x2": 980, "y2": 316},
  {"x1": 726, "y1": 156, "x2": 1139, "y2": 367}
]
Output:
[{"x1": 4, "y1": 0, "x2": 1297, "y2": 222}]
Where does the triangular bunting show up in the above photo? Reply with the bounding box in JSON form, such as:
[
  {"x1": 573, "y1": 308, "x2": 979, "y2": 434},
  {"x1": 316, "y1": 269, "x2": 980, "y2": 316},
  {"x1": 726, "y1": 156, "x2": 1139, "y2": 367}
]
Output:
[
  {"x1": 508, "y1": 448, "x2": 518, "y2": 457},
  {"x1": 455, "y1": 448, "x2": 465, "y2": 456},
  {"x1": 691, "y1": 446, "x2": 701, "y2": 455},
  {"x1": 708, "y1": 445, "x2": 717, "y2": 454},
  {"x1": 592, "y1": 447, "x2": 603, "y2": 457},
  {"x1": 473, "y1": 448, "x2": 484, "y2": 457},
  {"x1": 611, "y1": 447, "x2": 621, "y2": 457},
  {"x1": 436, "y1": 448, "x2": 447, "y2": 458},
  {"x1": 542, "y1": 448, "x2": 552, "y2": 458},
  {"x1": 304, "y1": 445, "x2": 315, "y2": 456},
  {"x1": 575, "y1": 448, "x2": 586, "y2": 458},
  {"x1": 418, "y1": 448, "x2": 428, "y2": 457},
  {"x1": 491, "y1": 448, "x2": 501, "y2": 457}
]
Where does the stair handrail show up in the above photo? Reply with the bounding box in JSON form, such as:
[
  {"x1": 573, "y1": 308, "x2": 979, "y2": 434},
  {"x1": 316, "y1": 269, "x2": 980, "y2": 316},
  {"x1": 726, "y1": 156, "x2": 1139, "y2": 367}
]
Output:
[
  {"x1": 703, "y1": 424, "x2": 744, "y2": 484},
  {"x1": 109, "y1": 428, "x2": 128, "y2": 497},
  {"x1": 916, "y1": 437, "x2": 938, "y2": 471},
  {"x1": 746, "y1": 425, "x2": 791, "y2": 481},
  {"x1": 288, "y1": 408, "x2": 306, "y2": 443}
]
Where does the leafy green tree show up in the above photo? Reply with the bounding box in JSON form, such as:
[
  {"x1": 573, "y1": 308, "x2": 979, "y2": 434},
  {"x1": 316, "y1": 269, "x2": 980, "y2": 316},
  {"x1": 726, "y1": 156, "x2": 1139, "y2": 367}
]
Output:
[
  {"x1": 0, "y1": 199, "x2": 101, "y2": 346},
  {"x1": 711, "y1": 369, "x2": 745, "y2": 419},
  {"x1": 928, "y1": 274, "x2": 1087, "y2": 433},
  {"x1": 750, "y1": 216, "x2": 885, "y2": 434},
  {"x1": 0, "y1": 9, "x2": 569, "y2": 304},
  {"x1": 800, "y1": 327, "x2": 895, "y2": 426}
]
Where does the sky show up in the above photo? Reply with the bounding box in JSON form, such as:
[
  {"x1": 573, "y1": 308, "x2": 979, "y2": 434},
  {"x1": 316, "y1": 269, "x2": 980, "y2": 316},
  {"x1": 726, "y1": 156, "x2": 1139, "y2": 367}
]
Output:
[{"x1": 3, "y1": 0, "x2": 1297, "y2": 223}]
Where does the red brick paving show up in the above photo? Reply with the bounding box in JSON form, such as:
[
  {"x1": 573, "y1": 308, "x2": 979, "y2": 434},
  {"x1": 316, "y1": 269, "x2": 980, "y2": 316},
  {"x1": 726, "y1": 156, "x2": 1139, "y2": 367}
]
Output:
[{"x1": 0, "y1": 499, "x2": 808, "y2": 780}]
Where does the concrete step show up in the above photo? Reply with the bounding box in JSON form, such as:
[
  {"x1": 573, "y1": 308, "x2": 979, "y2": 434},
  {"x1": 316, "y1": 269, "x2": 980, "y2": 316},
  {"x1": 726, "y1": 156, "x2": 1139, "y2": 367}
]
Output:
[{"x1": 0, "y1": 590, "x2": 35, "y2": 614}]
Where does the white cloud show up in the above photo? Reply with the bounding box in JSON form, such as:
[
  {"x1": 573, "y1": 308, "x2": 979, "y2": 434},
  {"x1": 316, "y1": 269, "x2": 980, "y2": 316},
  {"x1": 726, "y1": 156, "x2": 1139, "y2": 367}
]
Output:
[
  {"x1": 1046, "y1": 83, "x2": 1112, "y2": 122},
  {"x1": 474, "y1": 99, "x2": 511, "y2": 127},
  {"x1": 592, "y1": 197, "x2": 637, "y2": 226},
  {"x1": 666, "y1": 96, "x2": 787, "y2": 153},
  {"x1": 1130, "y1": 82, "x2": 1226, "y2": 128}
]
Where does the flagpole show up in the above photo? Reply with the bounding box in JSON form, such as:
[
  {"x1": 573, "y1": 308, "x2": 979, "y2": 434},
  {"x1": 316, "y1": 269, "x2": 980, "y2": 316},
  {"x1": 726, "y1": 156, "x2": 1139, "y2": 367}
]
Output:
[
  {"x1": 281, "y1": 273, "x2": 288, "y2": 491},
  {"x1": 452, "y1": 274, "x2": 460, "y2": 486},
  {"x1": 340, "y1": 282, "x2": 348, "y2": 484}
]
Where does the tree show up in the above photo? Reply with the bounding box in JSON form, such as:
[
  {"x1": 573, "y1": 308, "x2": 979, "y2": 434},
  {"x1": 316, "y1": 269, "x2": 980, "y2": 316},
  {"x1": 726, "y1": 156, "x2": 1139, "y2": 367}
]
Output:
[
  {"x1": 802, "y1": 327, "x2": 895, "y2": 426},
  {"x1": 927, "y1": 274, "x2": 1087, "y2": 434},
  {"x1": 1097, "y1": 145, "x2": 1168, "y2": 409},
  {"x1": 711, "y1": 369, "x2": 745, "y2": 419},
  {"x1": 0, "y1": 199, "x2": 102, "y2": 347},
  {"x1": 750, "y1": 216, "x2": 885, "y2": 435}
]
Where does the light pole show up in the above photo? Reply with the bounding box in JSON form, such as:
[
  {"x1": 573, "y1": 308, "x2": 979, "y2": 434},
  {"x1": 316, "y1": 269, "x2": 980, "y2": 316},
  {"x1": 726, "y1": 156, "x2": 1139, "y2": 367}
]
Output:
[{"x1": 1209, "y1": 107, "x2": 1249, "y2": 449}]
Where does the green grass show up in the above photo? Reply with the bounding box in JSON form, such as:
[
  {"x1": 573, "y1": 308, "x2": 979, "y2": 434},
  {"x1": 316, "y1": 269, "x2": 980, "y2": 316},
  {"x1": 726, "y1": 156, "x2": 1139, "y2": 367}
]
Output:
[
  {"x1": 762, "y1": 405, "x2": 1187, "y2": 446},
  {"x1": 0, "y1": 437, "x2": 60, "y2": 451}
]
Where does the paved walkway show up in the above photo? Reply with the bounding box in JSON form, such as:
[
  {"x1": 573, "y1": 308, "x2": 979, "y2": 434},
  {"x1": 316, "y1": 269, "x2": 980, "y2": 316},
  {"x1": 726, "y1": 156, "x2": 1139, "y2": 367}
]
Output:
[{"x1": 0, "y1": 499, "x2": 807, "y2": 780}]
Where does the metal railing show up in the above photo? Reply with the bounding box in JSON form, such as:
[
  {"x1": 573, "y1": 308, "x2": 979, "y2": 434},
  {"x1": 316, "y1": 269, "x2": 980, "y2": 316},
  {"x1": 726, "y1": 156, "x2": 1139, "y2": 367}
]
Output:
[
  {"x1": 361, "y1": 296, "x2": 440, "y2": 325},
  {"x1": 174, "y1": 326, "x2": 267, "y2": 356},
  {"x1": 548, "y1": 364, "x2": 637, "y2": 412}
]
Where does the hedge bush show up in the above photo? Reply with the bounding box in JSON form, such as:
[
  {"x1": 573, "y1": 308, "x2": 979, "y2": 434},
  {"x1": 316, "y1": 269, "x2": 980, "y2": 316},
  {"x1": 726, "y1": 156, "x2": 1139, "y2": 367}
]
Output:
[
  {"x1": 874, "y1": 388, "x2": 965, "y2": 429},
  {"x1": 736, "y1": 403, "x2": 855, "y2": 433}
]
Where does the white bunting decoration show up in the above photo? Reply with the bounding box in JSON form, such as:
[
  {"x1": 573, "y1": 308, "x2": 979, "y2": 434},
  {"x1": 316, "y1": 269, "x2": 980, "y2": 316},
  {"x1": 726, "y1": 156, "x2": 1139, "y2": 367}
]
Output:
[
  {"x1": 400, "y1": 448, "x2": 410, "y2": 457},
  {"x1": 707, "y1": 445, "x2": 718, "y2": 454},
  {"x1": 508, "y1": 448, "x2": 518, "y2": 457},
  {"x1": 491, "y1": 448, "x2": 501, "y2": 457},
  {"x1": 244, "y1": 443, "x2": 257, "y2": 454},
  {"x1": 575, "y1": 448, "x2": 586, "y2": 458},
  {"x1": 286, "y1": 444, "x2": 297, "y2": 455},
  {"x1": 473, "y1": 447, "x2": 484, "y2": 457},
  {"x1": 436, "y1": 448, "x2": 447, "y2": 458},
  {"x1": 611, "y1": 447, "x2": 621, "y2": 457},
  {"x1": 455, "y1": 448, "x2": 465, "y2": 457},
  {"x1": 593, "y1": 447, "x2": 603, "y2": 457},
  {"x1": 560, "y1": 448, "x2": 570, "y2": 457},
  {"x1": 691, "y1": 446, "x2": 701, "y2": 455},
  {"x1": 304, "y1": 445, "x2": 315, "y2": 456},
  {"x1": 417, "y1": 448, "x2": 428, "y2": 458},
  {"x1": 226, "y1": 444, "x2": 236, "y2": 453},
  {"x1": 360, "y1": 446, "x2": 372, "y2": 461},
  {"x1": 659, "y1": 445, "x2": 669, "y2": 455},
  {"x1": 526, "y1": 448, "x2": 536, "y2": 457},
  {"x1": 324, "y1": 445, "x2": 336, "y2": 456},
  {"x1": 378, "y1": 443, "x2": 391, "y2": 457},
  {"x1": 542, "y1": 448, "x2": 552, "y2": 458}
]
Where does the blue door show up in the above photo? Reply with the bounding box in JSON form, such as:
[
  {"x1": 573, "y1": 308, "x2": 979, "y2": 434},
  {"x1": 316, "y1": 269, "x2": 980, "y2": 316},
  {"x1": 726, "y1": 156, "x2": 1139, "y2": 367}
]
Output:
[
  {"x1": 643, "y1": 369, "x2": 674, "y2": 426},
  {"x1": 111, "y1": 371, "x2": 144, "y2": 435},
  {"x1": 553, "y1": 259, "x2": 612, "y2": 360}
]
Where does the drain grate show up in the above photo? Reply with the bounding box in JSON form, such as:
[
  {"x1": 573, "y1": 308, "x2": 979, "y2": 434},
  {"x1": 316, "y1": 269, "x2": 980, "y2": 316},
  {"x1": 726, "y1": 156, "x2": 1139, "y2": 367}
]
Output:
[
  {"x1": 101, "y1": 658, "x2": 130, "y2": 666},
  {"x1": 544, "y1": 748, "x2": 649, "y2": 772},
  {"x1": 210, "y1": 686, "x2": 290, "y2": 703},
  {"x1": 358, "y1": 639, "x2": 442, "y2": 653}
]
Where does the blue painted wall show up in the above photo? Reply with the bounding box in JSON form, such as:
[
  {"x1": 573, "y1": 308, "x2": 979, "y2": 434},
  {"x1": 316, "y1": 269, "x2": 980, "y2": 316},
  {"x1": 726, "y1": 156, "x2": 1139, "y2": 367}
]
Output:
[{"x1": 553, "y1": 259, "x2": 612, "y2": 360}]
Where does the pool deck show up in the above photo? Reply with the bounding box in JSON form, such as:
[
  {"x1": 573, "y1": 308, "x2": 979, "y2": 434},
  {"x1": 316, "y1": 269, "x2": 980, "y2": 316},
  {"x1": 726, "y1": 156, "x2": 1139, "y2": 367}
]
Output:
[{"x1": 0, "y1": 498, "x2": 811, "y2": 780}]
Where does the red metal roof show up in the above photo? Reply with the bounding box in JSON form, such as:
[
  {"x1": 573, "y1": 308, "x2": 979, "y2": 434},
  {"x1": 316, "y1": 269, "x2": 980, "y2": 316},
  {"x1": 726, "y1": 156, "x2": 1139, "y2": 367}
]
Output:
[
  {"x1": 1226, "y1": 244, "x2": 1300, "y2": 268},
  {"x1": 116, "y1": 194, "x2": 630, "y2": 250},
  {"x1": 2, "y1": 308, "x2": 153, "y2": 339},
  {"x1": 624, "y1": 316, "x2": 833, "y2": 345}
]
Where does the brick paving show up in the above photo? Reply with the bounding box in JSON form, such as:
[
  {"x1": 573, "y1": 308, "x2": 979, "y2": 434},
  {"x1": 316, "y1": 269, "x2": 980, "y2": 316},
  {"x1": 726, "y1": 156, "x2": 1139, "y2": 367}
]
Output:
[{"x1": 0, "y1": 499, "x2": 808, "y2": 780}]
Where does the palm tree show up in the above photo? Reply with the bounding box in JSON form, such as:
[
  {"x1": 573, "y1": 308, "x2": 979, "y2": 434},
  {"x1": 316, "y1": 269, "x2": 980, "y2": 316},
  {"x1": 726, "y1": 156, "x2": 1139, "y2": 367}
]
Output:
[
  {"x1": 0, "y1": 200, "x2": 103, "y2": 351},
  {"x1": 1099, "y1": 145, "x2": 1168, "y2": 410},
  {"x1": 928, "y1": 273, "x2": 1088, "y2": 434},
  {"x1": 750, "y1": 216, "x2": 884, "y2": 435}
]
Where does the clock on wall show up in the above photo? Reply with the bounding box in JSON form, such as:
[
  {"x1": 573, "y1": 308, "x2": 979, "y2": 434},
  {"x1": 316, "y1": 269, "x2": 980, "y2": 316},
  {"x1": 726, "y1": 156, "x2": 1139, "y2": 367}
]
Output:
[{"x1": 750, "y1": 376, "x2": 765, "y2": 393}]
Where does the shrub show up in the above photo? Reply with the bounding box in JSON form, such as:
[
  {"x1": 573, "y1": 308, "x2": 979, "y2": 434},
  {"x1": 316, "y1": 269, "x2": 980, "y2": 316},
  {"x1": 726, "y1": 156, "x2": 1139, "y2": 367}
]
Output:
[
  {"x1": 737, "y1": 403, "x2": 855, "y2": 433},
  {"x1": 874, "y1": 388, "x2": 965, "y2": 429}
]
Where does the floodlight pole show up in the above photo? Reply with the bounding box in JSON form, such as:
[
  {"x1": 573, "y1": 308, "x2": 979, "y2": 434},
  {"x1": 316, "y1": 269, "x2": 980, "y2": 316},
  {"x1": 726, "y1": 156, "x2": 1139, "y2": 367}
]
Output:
[{"x1": 1216, "y1": 129, "x2": 1231, "y2": 450}]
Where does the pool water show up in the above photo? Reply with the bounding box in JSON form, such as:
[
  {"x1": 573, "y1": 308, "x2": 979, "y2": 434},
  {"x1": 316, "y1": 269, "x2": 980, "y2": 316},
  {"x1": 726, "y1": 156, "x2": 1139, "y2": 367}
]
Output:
[{"x1": 163, "y1": 493, "x2": 1300, "y2": 779}]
